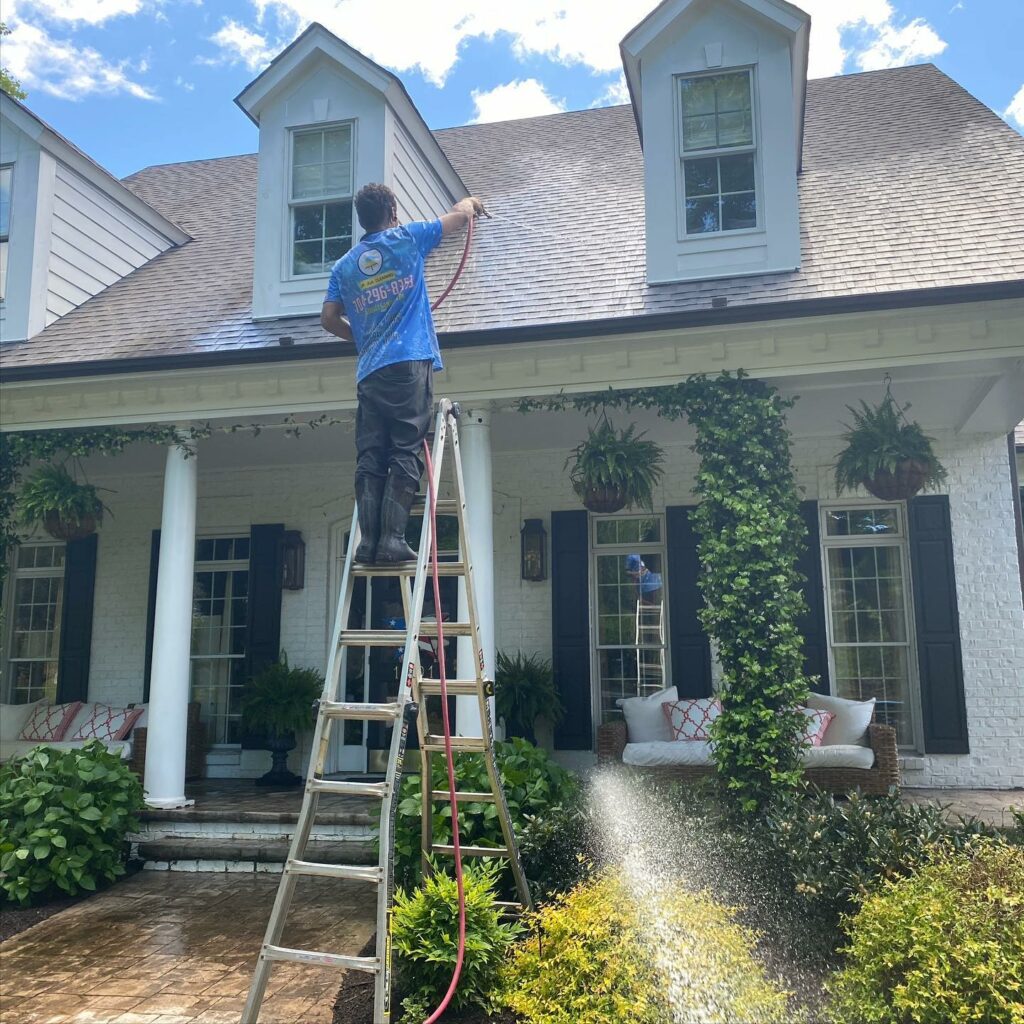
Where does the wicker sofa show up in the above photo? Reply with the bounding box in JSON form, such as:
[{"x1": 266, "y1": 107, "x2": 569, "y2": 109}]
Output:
[{"x1": 596, "y1": 718, "x2": 900, "y2": 795}]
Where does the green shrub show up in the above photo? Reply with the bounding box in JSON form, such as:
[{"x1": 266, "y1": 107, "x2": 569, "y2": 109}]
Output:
[
  {"x1": 828, "y1": 841, "x2": 1024, "y2": 1024},
  {"x1": 495, "y1": 650, "x2": 563, "y2": 743},
  {"x1": 391, "y1": 862, "x2": 523, "y2": 1020},
  {"x1": 387, "y1": 738, "x2": 579, "y2": 889},
  {"x1": 502, "y1": 871, "x2": 795, "y2": 1024},
  {"x1": 756, "y1": 788, "x2": 996, "y2": 922},
  {"x1": 0, "y1": 742, "x2": 145, "y2": 905},
  {"x1": 517, "y1": 800, "x2": 598, "y2": 902}
]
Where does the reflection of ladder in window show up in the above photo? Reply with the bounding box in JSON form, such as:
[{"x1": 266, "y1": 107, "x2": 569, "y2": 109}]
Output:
[
  {"x1": 240, "y1": 399, "x2": 532, "y2": 1024},
  {"x1": 634, "y1": 598, "x2": 666, "y2": 693}
]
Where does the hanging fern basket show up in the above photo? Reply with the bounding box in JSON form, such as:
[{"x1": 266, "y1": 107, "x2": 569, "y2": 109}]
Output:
[
  {"x1": 581, "y1": 485, "x2": 628, "y2": 514},
  {"x1": 863, "y1": 459, "x2": 932, "y2": 501},
  {"x1": 42, "y1": 510, "x2": 98, "y2": 541}
]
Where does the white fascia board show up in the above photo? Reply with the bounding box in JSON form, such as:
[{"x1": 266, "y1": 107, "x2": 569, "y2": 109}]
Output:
[{"x1": 0, "y1": 95, "x2": 190, "y2": 247}]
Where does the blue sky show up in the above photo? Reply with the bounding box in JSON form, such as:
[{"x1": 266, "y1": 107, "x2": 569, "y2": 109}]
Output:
[{"x1": 4, "y1": 0, "x2": 1023, "y2": 178}]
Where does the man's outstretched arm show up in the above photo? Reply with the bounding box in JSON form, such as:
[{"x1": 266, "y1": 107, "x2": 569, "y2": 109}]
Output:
[
  {"x1": 439, "y1": 196, "x2": 486, "y2": 238},
  {"x1": 321, "y1": 300, "x2": 353, "y2": 341}
]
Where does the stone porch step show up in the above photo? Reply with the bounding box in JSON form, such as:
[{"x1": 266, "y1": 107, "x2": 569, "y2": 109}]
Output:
[
  {"x1": 137, "y1": 835, "x2": 376, "y2": 872},
  {"x1": 138, "y1": 800, "x2": 376, "y2": 828}
]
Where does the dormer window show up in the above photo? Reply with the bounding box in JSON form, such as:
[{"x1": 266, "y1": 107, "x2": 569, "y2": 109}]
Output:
[
  {"x1": 289, "y1": 124, "x2": 354, "y2": 276},
  {"x1": 678, "y1": 71, "x2": 758, "y2": 235}
]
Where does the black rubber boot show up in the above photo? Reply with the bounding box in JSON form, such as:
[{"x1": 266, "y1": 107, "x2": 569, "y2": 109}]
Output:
[
  {"x1": 375, "y1": 474, "x2": 418, "y2": 564},
  {"x1": 354, "y1": 476, "x2": 385, "y2": 564}
]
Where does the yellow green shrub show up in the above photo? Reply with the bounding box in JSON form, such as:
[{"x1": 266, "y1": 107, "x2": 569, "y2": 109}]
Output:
[
  {"x1": 501, "y1": 871, "x2": 795, "y2": 1024},
  {"x1": 828, "y1": 840, "x2": 1024, "y2": 1024}
]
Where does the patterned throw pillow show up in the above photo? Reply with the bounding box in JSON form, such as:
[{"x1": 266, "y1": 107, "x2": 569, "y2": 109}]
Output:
[
  {"x1": 19, "y1": 701, "x2": 83, "y2": 742},
  {"x1": 71, "y1": 704, "x2": 144, "y2": 743},
  {"x1": 799, "y1": 707, "x2": 834, "y2": 747},
  {"x1": 662, "y1": 697, "x2": 722, "y2": 741}
]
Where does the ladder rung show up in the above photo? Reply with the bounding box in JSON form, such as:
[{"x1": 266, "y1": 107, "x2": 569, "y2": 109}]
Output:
[
  {"x1": 422, "y1": 735, "x2": 487, "y2": 753},
  {"x1": 287, "y1": 860, "x2": 382, "y2": 883},
  {"x1": 319, "y1": 701, "x2": 401, "y2": 721},
  {"x1": 433, "y1": 844, "x2": 508, "y2": 858},
  {"x1": 412, "y1": 496, "x2": 460, "y2": 514},
  {"x1": 263, "y1": 944, "x2": 380, "y2": 972},
  {"x1": 352, "y1": 561, "x2": 468, "y2": 577},
  {"x1": 308, "y1": 778, "x2": 389, "y2": 799},
  {"x1": 430, "y1": 790, "x2": 495, "y2": 803},
  {"x1": 339, "y1": 623, "x2": 472, "y2": 646},
  {"x1": 417, "y1": 679, "x2": 487, "y2": 697},
  {"x1": 420, "y1": 621, "x2": 473, "y2": 637}
]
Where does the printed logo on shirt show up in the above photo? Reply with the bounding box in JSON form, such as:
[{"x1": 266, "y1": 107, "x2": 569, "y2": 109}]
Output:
[{"x1": 358, "y1": 248, "x2": 383, "y2": 276}]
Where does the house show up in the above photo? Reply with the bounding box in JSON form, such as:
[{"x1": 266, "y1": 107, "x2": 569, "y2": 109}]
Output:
[{"x1": 2, "y1": 0, "x2": 1023, "y2": 807}]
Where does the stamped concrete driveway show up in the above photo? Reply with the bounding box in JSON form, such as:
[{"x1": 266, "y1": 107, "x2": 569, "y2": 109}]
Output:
[{"x1": 0, "y1": 871, "x2": 374, "y2": 1024}]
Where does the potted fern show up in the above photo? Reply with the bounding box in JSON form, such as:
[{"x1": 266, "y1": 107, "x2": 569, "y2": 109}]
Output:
[
  {"x1": 567, "y1": 418, "x2": 665, "y2": 513},
  {"x1": 241, "y1": 653, "x2": 324, "y2": 787},
  {"x1": 835, "y1": 394, "x2": 947, "y2": 501},
  {"x1": 17, "y1": 463, "x2": 108, "y2": 541},
  {"x1": 495, "y1": 650, "x2": 564, "y2": 744}
]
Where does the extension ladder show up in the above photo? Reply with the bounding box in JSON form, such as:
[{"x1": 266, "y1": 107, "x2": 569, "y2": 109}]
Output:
[{"x1": 240, "y1": 399, "x2": 532, "y2": 1024}]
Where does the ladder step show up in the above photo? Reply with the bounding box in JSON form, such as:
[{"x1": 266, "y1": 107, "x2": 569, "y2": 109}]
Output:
[
  {"x1": 318, "y1": 701, "x2": 401, "y2": 721},
  {"x1": 433, "y1": 844, "x2": 509, "y2": 858},
  {"x1": 417, "y1": 679, "x2": 487, "y2": 697},
  {"x1": 422, "y1": 735, "x2": 488, "y2": 753},
  {"x1": 308, "y1": 778, "x2": 389, "y2": 799},
  {"x1": 340, "y1": 623, "x2": 472, "y2": 646},
  {"x1": 352, "y1": 561, "x2": 467, "y2": 577},
  {"x1": 412, "y1": 496, "x2": 460, "y2": 514},
  {"x1": 430, "y1": 790, "x2": 495, "y2": 803},
  {"x1": 263, "y1": 945, "x2": 380, "y2": 972},
  {"x1": 287, "y1": 860, "x2": 382, "y2": 883}
]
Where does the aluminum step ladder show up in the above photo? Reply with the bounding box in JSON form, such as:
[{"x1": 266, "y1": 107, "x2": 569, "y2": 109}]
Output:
[{"x1": 240, "y1": 398, "x2": 532, "y2": 1024}]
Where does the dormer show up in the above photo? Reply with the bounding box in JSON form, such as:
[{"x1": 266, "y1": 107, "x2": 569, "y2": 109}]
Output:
[
  {"x1": 621, "y1": 0, "x2": 809, "y2": 285},
  {"x1": 236, "y1": 24, "x2": 468, "y2": 321}
]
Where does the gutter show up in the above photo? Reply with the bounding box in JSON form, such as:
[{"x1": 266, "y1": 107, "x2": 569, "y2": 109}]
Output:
[{"x1": 3, "y1": 279, "x2": 1024, "y2": 385}]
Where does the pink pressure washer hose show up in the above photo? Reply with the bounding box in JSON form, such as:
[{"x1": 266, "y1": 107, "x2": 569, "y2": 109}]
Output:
[{"x1": 420, "y1": 212, "x2": 477, "y2": 1024}]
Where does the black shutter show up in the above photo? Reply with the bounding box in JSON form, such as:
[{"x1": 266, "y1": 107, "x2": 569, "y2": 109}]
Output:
[
  {"x1": 241, "y1": 524, "x2": 285, "y2": 749},
  {"x1": 57, "y1": 534, "x2": 98, "y2": 703},
  {"x1": 796, "y1": 501, "x2": 831, "y2": 694},
  {"x1": 908, "y1": 495, "x2": 969, "y2": 754},
  {"x1": 551, "y1": 510, "x2": 592, "y2": 750},
  {"x1": 665, "y1": 506, "x2": 712, "y2": 697},
  {"x1": 143, "y1": 530, "x2": 160, "y2": 702}
]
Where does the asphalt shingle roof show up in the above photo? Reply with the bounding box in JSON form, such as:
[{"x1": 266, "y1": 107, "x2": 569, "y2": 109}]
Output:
[{"x1": 4, "y1": 63, "x2": 1023, "y2": 373}]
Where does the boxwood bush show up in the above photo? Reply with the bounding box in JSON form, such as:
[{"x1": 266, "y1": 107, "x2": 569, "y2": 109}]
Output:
[
  {"x1": 828, "y1": 841, "x2": 1024, "y2": 1024},
  {"x1": 0, "y1": 741, "x2": 145, "y2": 905},
  {"x1": 385, "y1": 738, "x2": 579, "y2": 889}
]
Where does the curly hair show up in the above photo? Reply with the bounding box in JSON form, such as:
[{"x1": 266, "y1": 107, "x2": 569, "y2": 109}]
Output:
[{"x1": 355, "y1": 183, "x2": 398, "y2": 232}]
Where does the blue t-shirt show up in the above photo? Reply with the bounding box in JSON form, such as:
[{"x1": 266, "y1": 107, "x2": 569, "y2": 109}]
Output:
[{"x1": 325, "y1": 220, "x2": 443, "y2": 383}]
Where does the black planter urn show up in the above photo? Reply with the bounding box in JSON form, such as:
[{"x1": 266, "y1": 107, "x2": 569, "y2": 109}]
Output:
[{"x1": 255, "y1": 731, "x2": 303, "y2": 787}]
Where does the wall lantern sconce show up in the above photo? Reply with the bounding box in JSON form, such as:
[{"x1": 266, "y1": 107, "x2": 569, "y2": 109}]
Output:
[
  {"x1": 281, "y1": 530, "x2": 306, "y2": 590},
  {"x1": 520, "y1": 518, "x2": 547, "y2": 582}
]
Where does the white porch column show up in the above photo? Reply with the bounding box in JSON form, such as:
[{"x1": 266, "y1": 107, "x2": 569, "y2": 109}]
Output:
[
  {"x1": 456, "y1": 406, "x2": 495, "y2": 738},
  {"x1": 144, "y1": 438, "x2": 198, "y2": 809}
]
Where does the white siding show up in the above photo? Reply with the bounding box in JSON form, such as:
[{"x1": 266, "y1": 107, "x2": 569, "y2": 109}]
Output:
[
  {"x1": 390, "y1": 117, "x2": 455, "y2": 224},
  {"x1": 45, "y1": 163, "x2": 170, "y2": 326}
]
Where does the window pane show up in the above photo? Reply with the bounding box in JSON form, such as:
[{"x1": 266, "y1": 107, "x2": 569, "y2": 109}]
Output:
[
  {"x1": 325, "y1": 201, "x2": 352, "y2": 238},
  {"x1": 686, "y1": 196, "x2": 719, "y2": 234},
  {"x1": 293, "y1": 205, "x2": 324, "y2": 242},
  {"x1": 324, "y1": 127, "x2": 351, "y2": 162},
  {"x1": 684, "y1": 157, "x2": 718, "y2": 197},
  {"x1": 0, "y1": 166, "x2": 11, "y2": 236},
  {"x1": 715, "y1": 73, "x2": 751, "y2": 113},
  {"x1": 324, "y1": 237, "x2": 349, "y2": 264},
  {"x1": 293, "y1": 132, "x2": 322, "y2": 167},
  {"x1": 682, "y1": 115, "x2": 717, "y2": 150},
  {"x1": 717, "y1": 110, "x2": 753, "y2": 147},
  {"x1": 679, "y1": 76, "x2": 716, "y2": 116},
  {"x1": 721, "y1": 193, "x2": 756, "y2": 230},
  {"x1": 292, "y1": 164, "x2": 323, "y2": 200},
  {"x1": 827, "y1": 507, "x2": 900, "y2": 537},
  {"x1": 293, "y1": 240, "x2": 323, "y2": 275},
  {"x1": 324, "y1": 160, "x2": 350, "y2": 194},
  {"x1": 719, "y1": 153, "x2": 755, "y2": 193}
]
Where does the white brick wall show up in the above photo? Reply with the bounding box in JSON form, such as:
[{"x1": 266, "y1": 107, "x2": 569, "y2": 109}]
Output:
[{"x1": 76, "y1": 425, "x2": 1024, "y2": 789}]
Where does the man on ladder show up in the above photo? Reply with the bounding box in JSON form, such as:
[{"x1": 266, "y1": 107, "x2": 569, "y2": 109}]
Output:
[{"x1": 321, "y1": 184, "x2": 486, "y2": 565}]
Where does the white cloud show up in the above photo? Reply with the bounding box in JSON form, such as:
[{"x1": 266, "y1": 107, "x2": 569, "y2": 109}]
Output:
[
  {"x1": 469, "y1": 78, "x2": 565, "y2": 123},
  {"x1": 592, "y1": 73, "x2": 630, "y2": 108},
  {"x1": 2, "y1": 15, "x2": 158, "y2": 100},
  {"x1": 854, "y1": 18, "x2": 947, "y2": 71},
  {"x1": 15, "y1": 0, "x2": 146, "y2": 23},
  {"x1": 1004, "y1": 83, "x2": 1024, "y2": 129},
  {"x1": 174, "y1": 74, "x2": 195, "y2": 91},
  {"x1": 203, "y1": 18, "x2": 277, "y2": 71}
]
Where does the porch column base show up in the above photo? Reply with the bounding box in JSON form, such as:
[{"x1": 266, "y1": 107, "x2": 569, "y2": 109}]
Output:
[{"x1": 145, "y1": 796, "x2": 195, "y2": 810}]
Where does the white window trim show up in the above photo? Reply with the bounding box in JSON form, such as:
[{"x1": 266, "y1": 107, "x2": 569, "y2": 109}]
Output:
[
  {"x1": 284, "y1": 120, "x2": 357, "y2": 283},
  {"x1": 673, "y1": 67, "x2": 763, "y2": 241},
  {"x1": 192, "y1": 534, "x2": 250, "y2": 749},
  {"x1": 588, "y1": 513, "x2": 672, "y2": 740},
  {"x1": 819, "y1": 500, "x2": 924, "y2": 751},
  {"x1": 0, "y1": 162, "x2": 14, "y2": 306},
  {"x1": 2, "y1": 542, "x2": 66, "y2": 704}
]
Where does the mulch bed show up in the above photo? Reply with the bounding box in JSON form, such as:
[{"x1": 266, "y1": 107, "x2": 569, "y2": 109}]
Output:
[
  {"x1": 332, "y1": 936, "x2": 518, "y2": 1024},
  {"x1": 0, "y1": 893, "x2": 85, "y2": 944}
]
